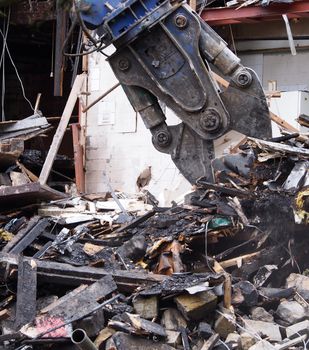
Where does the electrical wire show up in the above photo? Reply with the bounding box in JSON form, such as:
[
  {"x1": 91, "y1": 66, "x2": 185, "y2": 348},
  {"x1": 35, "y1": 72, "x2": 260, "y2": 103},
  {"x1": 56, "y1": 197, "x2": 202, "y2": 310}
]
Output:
[
  {"x1": 62, "y1": 0, "x2": 110, "y2": 58},
  {"x1": 61, "y1": 18, "x2": 107, "y2": 58},
  {"x1": 70, "y1": 27, "x2": 83, "y2": 86},
  {"x1": 73, "y1": 0, "x2": 101, "y2": 48},
  {"x1": 219, "y1": 340, "x2": 231, "y2": 350},
  {"x1": 0, "y1": 22, "x2": 34, "y2": 112},
  {"x1": 0, "y1": 7, "x2": 10, "y2": 67},
  {"x1": 64, "y1": 40, "x2": 106, "y2": 57},
  {"x1": 229, "y1": 24, "x2": 237, "y2": 55},
  {"x1": 1, "y1": 7, "x2": 10, "y2": 120}
]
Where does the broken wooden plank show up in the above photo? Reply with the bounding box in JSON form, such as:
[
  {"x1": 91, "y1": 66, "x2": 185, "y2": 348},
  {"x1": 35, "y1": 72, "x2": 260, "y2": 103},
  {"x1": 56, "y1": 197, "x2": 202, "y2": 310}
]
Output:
[
  {"x1": 219, "y1": 251, "x2": 261, "y2": 269},
  {"x1": 250, "y1": 137, "x2": 309, "y2": 157},
  {"x1": 44, "y1": 275, "x2": 117, "y2": 321},
  {"x1": 0, "y1": 182, "x2": 67, "y2": 211},
  {"x1": 116, "y1": 209, "x2": 156, "y2": 233},
  {"x1": 9, "y1": 219, "x2": 50, "y2": 255},
  {"x1": 269, "y1": 111, "x2": 298, "y2": 133},
  {"x1": 16, "y1": 161, "x2": 39, "y2": 182},
  {"x1": 196, "y1": 180, "x2": 250, "y2": 197},
  {"x1": 0, "y1": 252, "x2": 165, "y2": 292},
  {"x1": 39, "y1": 74, "x2": 86, "y2": 185},
  {"x1": 0, "y1": 126, "x2": 52, "y2": 142},
  {"x1": 0, "y1": 114, "x2": 49, "y2": 134},
  {"x1": 14, "y1": 257, "x2": 37, "y2": 329},
  {"x1": 2, "y1": 216, "x2": 40, "y2": 253}
]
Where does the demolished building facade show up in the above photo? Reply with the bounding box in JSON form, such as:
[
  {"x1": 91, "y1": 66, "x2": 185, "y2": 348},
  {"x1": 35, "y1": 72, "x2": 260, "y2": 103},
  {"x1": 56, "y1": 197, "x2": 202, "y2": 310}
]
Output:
[{"x1": 0, "y1": 1, "x2": 309, "y2": 350}]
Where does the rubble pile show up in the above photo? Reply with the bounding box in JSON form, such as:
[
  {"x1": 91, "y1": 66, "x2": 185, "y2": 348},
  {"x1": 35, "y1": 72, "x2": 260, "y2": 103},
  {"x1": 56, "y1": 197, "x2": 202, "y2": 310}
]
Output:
[
  {"x1": 0, "y1": 113, "x2": 75, "y2": 211},
  {"x1": 0, "y1": 135, "x2": 308, "y2": 350}
]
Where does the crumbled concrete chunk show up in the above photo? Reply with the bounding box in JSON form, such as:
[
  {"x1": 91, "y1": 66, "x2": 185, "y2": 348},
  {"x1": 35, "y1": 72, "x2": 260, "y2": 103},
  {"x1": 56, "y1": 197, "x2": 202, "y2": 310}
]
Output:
[
  {"x1": 243, "y1": 319, "x2": 282, "y2": 342},
  {"x1": 133, "y1": 295, "x2": 158, "y2": 320},
  {"x1": 276, "y1": 301, "x2": 307, "y2": 325},
  {"x1": 251, "y1": 307, "x2": 274, "y2": 322},
  {"x1": 174, "y1": 291, "x2": 217, "y2": 321}
]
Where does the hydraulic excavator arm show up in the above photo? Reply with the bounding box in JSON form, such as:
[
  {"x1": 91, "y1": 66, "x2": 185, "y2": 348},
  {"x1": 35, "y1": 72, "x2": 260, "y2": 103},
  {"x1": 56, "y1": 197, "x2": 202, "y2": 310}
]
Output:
[{"x1": 74, "y1": 0, "x2": 271, "y2": 183}]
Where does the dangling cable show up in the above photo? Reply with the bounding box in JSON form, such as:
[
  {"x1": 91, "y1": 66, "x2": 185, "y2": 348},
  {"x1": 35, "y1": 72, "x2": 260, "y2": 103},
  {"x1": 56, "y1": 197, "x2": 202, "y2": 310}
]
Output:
[
  {"x1": 0, "y1": 25, "x2": 35, "y2": 111},
  {"x1": 62, "y1": 0, "x2": 110, "y2": 58},
  {"x1": 1, "y1": 7, "x2": 10, "y2": 120}
]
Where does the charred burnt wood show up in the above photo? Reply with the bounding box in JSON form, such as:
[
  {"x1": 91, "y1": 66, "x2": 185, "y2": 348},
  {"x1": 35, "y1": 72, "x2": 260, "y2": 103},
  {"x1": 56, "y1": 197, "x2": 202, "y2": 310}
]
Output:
[
  {"x1": 2, "y1": 216, "x2": 40, "y2": 253},
  {"x1": 196, "y1": 180, "x2": 251, "y2": 197},
  {"x1": 4, "y1": 217, "x2": 26, "y2": 235},
  {"x1": 0, "y1": 253, "x2": 165, "y2": 293},
  {"x1": 231, "y1": 245, "x2": 288, "y2": 280},
  {"x1": 269, "y1": 133, "x2": 300, "y2": 143},
  {"x1": 14, "y1": 256, "x2": 37, "y2": 329},
  {"x1": 40, "y1": 275, "x2": 116, "y2": 324},
  {"x1": 10, "y1": 219, "x2": 50, "y2": 255},
  {"x1": 116, "y1": 209, "x2": 156, "y2": 233},
  {"x1": 32, "y1": 241, "x2": 53, "y2": 259},
  {"x1": 3, "y1": 218, "x2": 50, "y2": 255}
]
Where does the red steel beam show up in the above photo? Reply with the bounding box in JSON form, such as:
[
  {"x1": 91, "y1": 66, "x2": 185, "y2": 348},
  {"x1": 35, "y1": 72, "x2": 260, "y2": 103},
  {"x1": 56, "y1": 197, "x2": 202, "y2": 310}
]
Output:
[{"x1": 201, "y1": 1, "x2": 309, "y2": 26}]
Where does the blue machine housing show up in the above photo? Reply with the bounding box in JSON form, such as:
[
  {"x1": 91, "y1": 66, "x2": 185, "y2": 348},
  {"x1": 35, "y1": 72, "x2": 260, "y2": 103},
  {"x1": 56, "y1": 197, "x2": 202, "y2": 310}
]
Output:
[{"x1": 79, "y1": 0, "x2": 176, "y2": 46}]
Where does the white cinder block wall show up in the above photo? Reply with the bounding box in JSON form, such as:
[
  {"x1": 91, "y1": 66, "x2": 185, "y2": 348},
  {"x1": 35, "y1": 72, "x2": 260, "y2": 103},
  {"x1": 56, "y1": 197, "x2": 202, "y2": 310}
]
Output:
[
  {"x1": 85, "y1": 48, "x2": 309, "y2": 202},
  {"x1": 85, "y1": 51, "x2": 192, "y2": 203}
]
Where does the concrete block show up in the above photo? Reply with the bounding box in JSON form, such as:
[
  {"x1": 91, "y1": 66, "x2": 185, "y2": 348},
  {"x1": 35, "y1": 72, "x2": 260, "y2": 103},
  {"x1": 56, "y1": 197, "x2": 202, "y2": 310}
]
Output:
[
  {"x1": 174, "y1": 291, "x2": 218, "y2": 321},
  {"x1": 286, "y1": 273, "x2": 309, "y2": 300},
  {"x1": 276, "y1": 301, "x2": 307, "y2": 325},
  {"x1": 240, "y1": 332, "x2": 256, "y2": 350},
  {"x1": 251, "y1": 307, "x2": 274, "y2": 323},
  {"x1": 226, "y1": 333, "x2": 241, "y2": 349},
  {"x1": 243, "y1": 320, "x2": 282, "y2": 342},
  {"x1": 214, "y1": 312, "x2": 236, "y2": 339},
  {"x1": 133, "y1": 295, "x2": 158, "y2": 320},
  {"x1": 161, "y1": 308, "x2": 187, "y2": 331}
]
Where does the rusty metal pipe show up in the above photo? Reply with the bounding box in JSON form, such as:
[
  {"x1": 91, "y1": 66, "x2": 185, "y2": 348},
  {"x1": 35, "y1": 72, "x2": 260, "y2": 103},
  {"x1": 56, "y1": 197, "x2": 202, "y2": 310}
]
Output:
[
  {"x1": 82, "y1": 82, "x2": 120, "y2": 113},
  {"x1": 71, "y1": 329, "x2": 98, "y2": 350}
]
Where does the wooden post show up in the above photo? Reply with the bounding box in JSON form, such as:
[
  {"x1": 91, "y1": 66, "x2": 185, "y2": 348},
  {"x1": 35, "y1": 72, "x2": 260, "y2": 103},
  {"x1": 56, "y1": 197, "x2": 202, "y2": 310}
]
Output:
[
  {"x1": 71, "y1": 123, "x2": 85, "y2": 193},
  {"x1": 39, "y1": 74, "x2": 86, "y2": 185},
  {"x1": 54, "y1": 3, "x2": 67, "y2": 96},
  {"x1": 223, "y1": 274, "x2": 232, "y2": 310}
]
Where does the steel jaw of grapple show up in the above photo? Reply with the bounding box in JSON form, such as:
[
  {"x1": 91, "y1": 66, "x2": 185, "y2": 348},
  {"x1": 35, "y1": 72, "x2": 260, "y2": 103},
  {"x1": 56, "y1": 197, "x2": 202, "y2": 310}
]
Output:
[{"x1": 80, "y1": 0, "x2": 272, "y2": 184}]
